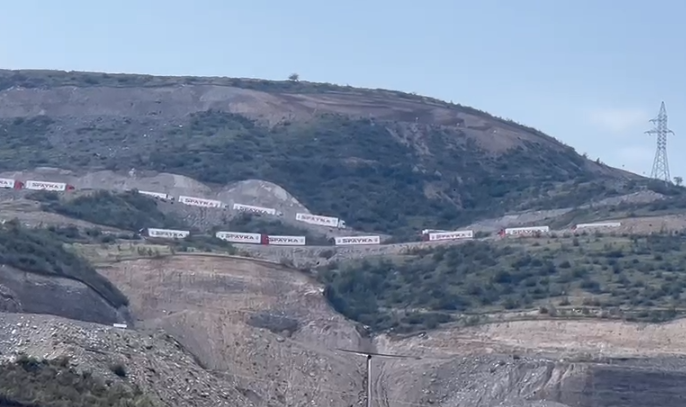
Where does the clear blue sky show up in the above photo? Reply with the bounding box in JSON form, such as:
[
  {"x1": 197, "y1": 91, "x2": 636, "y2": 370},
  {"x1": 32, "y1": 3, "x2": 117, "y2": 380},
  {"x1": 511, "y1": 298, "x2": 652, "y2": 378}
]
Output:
[{"x1": 1, "y1": 0, "x2": 684, "y2": 179}]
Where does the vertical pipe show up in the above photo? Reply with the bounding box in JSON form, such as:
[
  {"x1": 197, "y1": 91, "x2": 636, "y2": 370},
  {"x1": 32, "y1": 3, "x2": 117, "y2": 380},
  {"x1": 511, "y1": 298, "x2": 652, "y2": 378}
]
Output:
[{"x1": 367, "y1": 355, "x2": 372, "y2": 407}]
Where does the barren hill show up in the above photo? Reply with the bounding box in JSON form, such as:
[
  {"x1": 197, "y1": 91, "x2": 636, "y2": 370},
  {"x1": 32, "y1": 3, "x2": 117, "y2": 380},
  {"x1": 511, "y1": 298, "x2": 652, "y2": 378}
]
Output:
[{"x1": 0, "y1": 69, "x2": 658, "y2": 235}]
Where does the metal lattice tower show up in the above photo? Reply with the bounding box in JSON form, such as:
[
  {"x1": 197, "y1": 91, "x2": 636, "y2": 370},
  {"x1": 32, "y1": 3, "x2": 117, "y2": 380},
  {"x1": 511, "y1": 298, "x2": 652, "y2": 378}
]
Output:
[{"x1": 645, "y1": 101, "x2": 674, "y2": 183}]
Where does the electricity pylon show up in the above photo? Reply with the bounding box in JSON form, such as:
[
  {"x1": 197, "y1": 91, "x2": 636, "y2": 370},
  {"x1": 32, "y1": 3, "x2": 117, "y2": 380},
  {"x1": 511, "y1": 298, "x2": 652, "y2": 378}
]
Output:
[{"x1": 645, "y1": 101, "x2": 674, "y2": 183}]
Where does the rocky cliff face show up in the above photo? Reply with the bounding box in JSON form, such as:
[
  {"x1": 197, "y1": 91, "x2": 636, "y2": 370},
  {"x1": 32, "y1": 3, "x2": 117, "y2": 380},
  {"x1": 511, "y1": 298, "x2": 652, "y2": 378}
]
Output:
[
  {"x1": 0, "y1": 265, "x2": 130, "y2": 325},
  {"x1": 0, "y1": 284, "x2": 21, "y2": 313}
]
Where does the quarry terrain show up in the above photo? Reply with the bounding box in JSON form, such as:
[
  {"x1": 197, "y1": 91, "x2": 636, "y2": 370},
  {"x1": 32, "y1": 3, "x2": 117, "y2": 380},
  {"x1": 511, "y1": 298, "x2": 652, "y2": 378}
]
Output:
[
  {"x1": 6, "y1": 254, "x2": 686, "y2": 407},
  {"x1": 1, "y1": 69, "x2": 686, "y2": 407}
]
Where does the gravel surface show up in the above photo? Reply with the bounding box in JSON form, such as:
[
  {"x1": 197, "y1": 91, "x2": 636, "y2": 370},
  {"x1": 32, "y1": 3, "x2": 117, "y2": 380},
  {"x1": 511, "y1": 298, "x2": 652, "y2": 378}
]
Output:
[{"x1": 0, "y1": 312, "x2": 275, "y2": 407}]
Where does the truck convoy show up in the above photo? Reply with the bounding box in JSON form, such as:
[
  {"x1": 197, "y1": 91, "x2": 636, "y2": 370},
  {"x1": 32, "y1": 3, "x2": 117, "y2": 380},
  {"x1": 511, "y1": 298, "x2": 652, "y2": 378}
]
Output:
[{"x1": 0, "y1": 177, "x2": 622, "y2": 246}]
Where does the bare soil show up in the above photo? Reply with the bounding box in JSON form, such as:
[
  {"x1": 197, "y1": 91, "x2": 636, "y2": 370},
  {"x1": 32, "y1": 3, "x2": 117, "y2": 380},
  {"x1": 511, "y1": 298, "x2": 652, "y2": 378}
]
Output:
[{"x1": 98, "y1": 255, "x2": 366, "y2": 407}]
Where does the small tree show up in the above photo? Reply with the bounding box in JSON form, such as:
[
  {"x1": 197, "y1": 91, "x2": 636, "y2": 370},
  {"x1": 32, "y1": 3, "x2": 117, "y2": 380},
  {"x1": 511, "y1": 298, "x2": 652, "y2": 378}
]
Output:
[
  {"x1": 674, "y1": 176, "x2": 683, "y2": 186},
  {"x1": 288, "y1": 73, "x2": 299, "y2": 82}
]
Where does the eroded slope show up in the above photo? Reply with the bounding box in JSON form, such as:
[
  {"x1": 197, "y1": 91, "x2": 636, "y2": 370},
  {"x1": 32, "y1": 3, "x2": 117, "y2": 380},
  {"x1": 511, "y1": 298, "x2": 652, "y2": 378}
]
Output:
[
  {"x1": 98, "y1": 255, "x2": 366, "y2": 407},
  {"x1": 0, "y1": 312, "x2": 268, "y2": 407},
  {"x1": 0, "y1": 266, "x2": 126, "y2": 324}
]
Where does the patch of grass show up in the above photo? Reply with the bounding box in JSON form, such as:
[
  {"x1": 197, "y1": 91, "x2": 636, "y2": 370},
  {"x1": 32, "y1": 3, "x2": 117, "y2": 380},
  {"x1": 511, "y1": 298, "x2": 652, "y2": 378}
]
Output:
[
  {"x1": 29, "y1": 190, "x2": 186, "y2": 232},
  {"x1": 319, "y1": 232, "x2": 686, "y2": 332},
  {"x1": 0, "y1": 355, "x2": 156, "y2": 407},
  {"x1": 0, "y1": 220, "x2": 128, "y2": 307},
  {"x1": 224, "y1": 213, "x2": 330, "y2": 245}
]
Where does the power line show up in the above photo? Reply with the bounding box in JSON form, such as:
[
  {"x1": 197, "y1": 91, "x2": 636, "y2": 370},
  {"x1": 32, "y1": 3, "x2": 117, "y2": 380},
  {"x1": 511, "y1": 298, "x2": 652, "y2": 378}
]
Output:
[{"x1": 645, "y1": 101, "x2": 674, "y2": 183}]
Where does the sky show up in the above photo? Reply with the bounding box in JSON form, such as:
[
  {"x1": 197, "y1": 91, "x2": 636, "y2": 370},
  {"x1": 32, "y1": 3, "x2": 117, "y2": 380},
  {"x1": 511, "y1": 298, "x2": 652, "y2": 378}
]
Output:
[{"x1": 1, "y1": 0, "x2": 684, "y2": 179}]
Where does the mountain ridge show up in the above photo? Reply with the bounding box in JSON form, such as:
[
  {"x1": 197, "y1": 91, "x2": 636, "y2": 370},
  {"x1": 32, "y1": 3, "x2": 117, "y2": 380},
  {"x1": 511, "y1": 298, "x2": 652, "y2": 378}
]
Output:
[{"x1": 0, "y1": 68, "x2": 657, "y2": 235}]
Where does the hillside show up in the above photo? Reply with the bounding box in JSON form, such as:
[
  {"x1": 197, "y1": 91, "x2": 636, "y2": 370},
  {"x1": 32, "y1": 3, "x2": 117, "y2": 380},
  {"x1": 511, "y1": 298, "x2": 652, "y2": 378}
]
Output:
[
  {"x1": 321, "y1": 232, "x2": 686, "y2": 332},
  {"x1": 0, "y1": 68, "x2": 658, "y2": 235},
  {"x1": 98, "y1": 254, "x2": 366, "y2": 407},
  {"x1": 3, "y1": 199, "x2": 686, "y2": 405},
  {"x1": 4, "y1": 69, "x2": 686, "y2": 407},
  {"x1": 0, "y1": 312, "x2": 266, "y2": 407},
  {"x1": 0, "y1": 221, "x2": 130, "y2": 324},
  {"x1": 88, "y1": 250, "x2": 686, "y2": 407}
]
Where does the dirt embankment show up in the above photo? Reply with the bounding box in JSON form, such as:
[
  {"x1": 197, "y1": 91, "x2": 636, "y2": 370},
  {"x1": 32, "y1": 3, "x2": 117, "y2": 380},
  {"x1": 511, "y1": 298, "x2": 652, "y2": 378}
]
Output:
[
  {"x1": 391, "y1": 318, "x2": 686, "y2": 358},
  {"x1": 98, "y1": 255, "x2": 367, "y2": 407}
]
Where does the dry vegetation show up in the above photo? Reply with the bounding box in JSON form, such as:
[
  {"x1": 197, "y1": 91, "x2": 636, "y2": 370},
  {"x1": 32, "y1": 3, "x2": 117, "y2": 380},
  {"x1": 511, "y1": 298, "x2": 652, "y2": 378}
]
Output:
[
  {"x1": 0, "y1": 355, "x2": 155, "y2": 407},
  {"x1": 320, "y1": 231, "x2": 686, "y2": 332}
]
